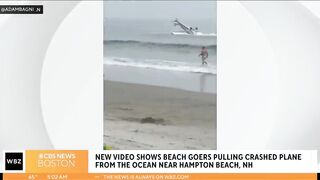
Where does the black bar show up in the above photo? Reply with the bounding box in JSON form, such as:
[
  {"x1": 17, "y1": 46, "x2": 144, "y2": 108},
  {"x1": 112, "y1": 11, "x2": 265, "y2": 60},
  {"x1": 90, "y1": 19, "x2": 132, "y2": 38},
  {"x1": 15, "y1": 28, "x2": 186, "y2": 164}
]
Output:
[
  {"x1": 0, "y1": 173, "x2": 2, "y2": 180},
  {"x1": 0, "y1": 5, "x2": 43, "y2": 14},
  {"x1": 318, "y1": 173, "x2": 320, "y2": 180}
]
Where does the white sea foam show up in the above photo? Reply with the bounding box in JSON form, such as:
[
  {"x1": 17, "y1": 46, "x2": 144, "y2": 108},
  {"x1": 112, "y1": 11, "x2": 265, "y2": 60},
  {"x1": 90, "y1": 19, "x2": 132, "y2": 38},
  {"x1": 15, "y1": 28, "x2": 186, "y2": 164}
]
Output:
[{"x1": 104, "y1": 57, "x2": 216, "y2": 74}]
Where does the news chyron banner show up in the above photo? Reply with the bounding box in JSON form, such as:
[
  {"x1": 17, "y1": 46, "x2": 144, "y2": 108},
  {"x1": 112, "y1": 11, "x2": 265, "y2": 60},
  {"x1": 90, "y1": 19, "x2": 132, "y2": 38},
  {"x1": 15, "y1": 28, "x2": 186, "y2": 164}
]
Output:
[{"x1": 0, "y1": 150, "x2": 318, "y2": 180}]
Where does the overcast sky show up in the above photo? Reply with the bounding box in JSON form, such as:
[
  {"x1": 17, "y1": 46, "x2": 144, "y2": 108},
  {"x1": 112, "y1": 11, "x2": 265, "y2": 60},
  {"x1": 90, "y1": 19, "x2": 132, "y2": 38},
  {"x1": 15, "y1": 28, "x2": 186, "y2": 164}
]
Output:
[{"x1": 104, "y1": 1, "x2": 216, "y2": 20}]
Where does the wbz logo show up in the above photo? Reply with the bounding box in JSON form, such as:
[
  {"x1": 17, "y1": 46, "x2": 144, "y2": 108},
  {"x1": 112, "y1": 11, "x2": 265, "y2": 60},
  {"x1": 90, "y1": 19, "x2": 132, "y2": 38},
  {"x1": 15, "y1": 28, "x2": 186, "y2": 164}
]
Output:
[{"x1": 4, "y1": 152, "x2": 23, "y2": 171}]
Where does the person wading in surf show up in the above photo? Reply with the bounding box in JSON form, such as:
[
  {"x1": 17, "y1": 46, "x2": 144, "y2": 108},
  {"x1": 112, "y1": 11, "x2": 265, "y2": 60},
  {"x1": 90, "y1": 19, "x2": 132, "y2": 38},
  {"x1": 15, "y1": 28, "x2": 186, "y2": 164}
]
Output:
[{"x1": 199, "y1": 46, "x2": 208, "y2": 65}]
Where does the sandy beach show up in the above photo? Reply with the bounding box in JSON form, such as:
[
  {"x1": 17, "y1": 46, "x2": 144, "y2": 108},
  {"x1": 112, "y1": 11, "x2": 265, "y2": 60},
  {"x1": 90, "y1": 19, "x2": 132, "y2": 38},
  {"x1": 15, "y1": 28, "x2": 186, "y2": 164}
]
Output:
[{"x1": 104, "y1": 80, "x2": 216, "y2": 150}]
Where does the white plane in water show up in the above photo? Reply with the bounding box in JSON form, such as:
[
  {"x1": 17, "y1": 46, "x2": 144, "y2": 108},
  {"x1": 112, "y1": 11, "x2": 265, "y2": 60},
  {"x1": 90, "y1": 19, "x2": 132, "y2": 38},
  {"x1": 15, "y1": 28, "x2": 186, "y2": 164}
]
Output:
[{"x1": 171, "y1": 19, "x2": 216, "y2": 37}]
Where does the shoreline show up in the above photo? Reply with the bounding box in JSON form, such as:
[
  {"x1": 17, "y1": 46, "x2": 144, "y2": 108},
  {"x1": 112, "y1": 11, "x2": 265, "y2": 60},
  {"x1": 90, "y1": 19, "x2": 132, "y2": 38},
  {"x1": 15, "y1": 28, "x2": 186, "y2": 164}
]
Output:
[
  {"x1": 104, "y1": 80, "x2": 216, "y2": 149},
  {"x1": 104, "y1": 65, "x2": 217, "y2": 94}
]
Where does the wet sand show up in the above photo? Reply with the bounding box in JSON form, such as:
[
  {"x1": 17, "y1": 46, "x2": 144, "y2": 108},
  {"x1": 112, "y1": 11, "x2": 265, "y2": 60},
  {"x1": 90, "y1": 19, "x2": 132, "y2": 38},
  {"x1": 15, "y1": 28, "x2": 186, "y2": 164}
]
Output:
[{"x1": 104, "y1": 80, "x2": 216, "y2": 149}]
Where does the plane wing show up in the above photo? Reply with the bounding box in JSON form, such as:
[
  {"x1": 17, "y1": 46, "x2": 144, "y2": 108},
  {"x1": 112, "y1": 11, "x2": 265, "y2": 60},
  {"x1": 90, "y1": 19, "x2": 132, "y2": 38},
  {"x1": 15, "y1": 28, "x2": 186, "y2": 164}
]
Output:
[{"x1": 173, "y1": 19, "x2": 193, "y2": 35}]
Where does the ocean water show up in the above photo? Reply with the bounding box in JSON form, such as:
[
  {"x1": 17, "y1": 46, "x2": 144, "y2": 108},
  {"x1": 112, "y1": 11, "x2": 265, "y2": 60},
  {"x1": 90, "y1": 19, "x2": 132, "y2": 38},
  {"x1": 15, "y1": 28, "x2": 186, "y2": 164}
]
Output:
[{"x1": 104, "y1": 18, "x2": 217, "y2": 93}]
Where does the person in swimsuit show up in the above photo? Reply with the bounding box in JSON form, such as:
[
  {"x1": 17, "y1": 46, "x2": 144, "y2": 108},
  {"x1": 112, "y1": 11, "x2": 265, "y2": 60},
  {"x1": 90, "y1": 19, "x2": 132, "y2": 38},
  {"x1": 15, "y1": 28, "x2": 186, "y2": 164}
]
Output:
[{"x1": 199, "y1": 46, "x2": 208, "y2": 65}]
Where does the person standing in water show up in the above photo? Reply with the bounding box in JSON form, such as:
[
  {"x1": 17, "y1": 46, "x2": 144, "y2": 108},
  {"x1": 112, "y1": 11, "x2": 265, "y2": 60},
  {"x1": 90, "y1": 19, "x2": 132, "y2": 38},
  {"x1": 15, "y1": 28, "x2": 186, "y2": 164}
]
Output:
[{"x1": 199, "y1": 46, "x2": 208, "y2": 65}]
